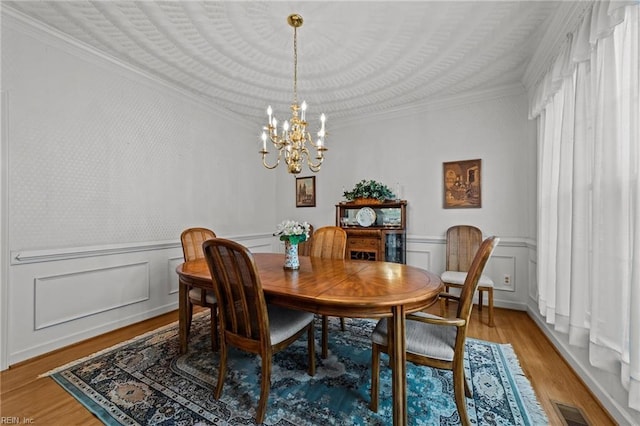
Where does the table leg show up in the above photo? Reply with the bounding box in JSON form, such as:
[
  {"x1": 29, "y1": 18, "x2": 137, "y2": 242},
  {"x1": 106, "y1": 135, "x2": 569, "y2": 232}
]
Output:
[
  {"x1": 179, "y1": 278, "x2": 188, "y2": 354},
  {"x1": 389, "y1": 305, "x2": 407, "y2": 426}
]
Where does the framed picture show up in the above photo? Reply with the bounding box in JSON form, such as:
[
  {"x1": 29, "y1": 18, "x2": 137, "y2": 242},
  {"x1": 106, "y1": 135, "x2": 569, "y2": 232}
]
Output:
[
  {"x1": 296, "y1": 176, "x2": 316, "y2": 207},
  {"x1": 443, "y1": 159, "x2": 482, "y2": 209}
]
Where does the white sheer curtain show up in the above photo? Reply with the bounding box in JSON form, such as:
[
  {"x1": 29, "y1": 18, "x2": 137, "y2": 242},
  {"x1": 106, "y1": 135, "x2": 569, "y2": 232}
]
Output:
[{"x1": 530, "y1": 1, "x2": 639, "y2": 412}]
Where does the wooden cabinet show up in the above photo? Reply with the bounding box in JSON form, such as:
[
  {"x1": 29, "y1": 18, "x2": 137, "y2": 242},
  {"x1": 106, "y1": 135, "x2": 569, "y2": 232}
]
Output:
[{"x1": 336, "y1": 200, "x2": 407, "y2": 264}]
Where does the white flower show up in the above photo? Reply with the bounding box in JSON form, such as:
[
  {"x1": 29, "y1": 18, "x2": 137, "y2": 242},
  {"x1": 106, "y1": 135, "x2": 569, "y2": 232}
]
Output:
[{"x1": 275, "y1": 220, "x2": 311, "y2": 240}]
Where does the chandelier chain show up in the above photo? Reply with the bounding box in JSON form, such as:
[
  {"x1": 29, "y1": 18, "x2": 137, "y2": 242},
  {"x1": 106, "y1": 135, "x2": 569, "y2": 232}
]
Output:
[{"x1": 293, "y1": 26, "x2": 298, "y2": 105}]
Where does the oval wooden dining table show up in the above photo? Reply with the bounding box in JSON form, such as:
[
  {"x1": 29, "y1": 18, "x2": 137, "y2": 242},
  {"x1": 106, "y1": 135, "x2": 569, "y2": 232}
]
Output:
[{"x1": 176, "y1": 252, "x2": 443, "y2": 426}]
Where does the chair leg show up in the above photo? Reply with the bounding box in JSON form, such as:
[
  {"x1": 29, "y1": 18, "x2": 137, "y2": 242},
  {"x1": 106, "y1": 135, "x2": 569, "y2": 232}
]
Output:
[
  {"x1": 307, "y1": 324, "x2": 316, "y2": 376},
  {"x1": 214, "y1": 340, "x2": 227, "y2": 400},
  {"x1": 478, "y1": 290, "x2": 484, "y2": 312},
  {"x1": 186, "y1": 300, "x2": 194, "y2": 336},
  {"x1": 440, "y1": 297, "x2": 447, "y2": 317},
  {"x1": 256, "y1": 353, "x2": 272, "y2": 424},
  {"x1": 444, "y1": 284, "x2": 450, "y2": 306},
  {"x1": 340, "y1": 317, "x2": 346, "y2": 331},
  {"x1": 464, "y1": 372, "x2": 472, "y2": 398},
  {"x1": 488, "y1": 287, "x2": 495, "y2": 327},
  {"x1": 370, "y1": 343, "x2": 380, "y2": 412},
  {"x1": 322, "y1": 315, "x2": 329, "y2": 359},
  {"x1": 209, "y1": 305, "x2": 218, "y2": 352},
  {"x1": 453, "y1": 360, "x2": 471, "y2": 426}
]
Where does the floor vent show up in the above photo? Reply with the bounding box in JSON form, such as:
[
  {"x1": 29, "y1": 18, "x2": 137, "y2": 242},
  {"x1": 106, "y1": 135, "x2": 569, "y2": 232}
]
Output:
[{"x1": 552, "y1": 400, "x2": 589, "y2": 426}]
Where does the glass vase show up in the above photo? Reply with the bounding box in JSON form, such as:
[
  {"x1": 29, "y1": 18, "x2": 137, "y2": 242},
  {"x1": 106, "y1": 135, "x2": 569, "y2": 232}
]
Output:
[{"x1": 283, "y1": 239, "x2": 300, "y2": 270}]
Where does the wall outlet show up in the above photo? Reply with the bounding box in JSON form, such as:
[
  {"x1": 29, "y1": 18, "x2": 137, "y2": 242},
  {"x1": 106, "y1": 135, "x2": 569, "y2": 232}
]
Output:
[{"x1": 503, "y1": 274, "x2": 511, "y2": 285}]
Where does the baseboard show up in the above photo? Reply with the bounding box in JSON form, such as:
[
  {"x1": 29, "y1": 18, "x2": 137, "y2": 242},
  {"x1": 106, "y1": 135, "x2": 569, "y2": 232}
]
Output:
[
  {"x1": 493, "y1": 300, "x2": 528, "y2": 311},
  {"x1": 527, "y1": 305, "x2": 637, "y2": 425},
  {"x1": 8, "y1": 303, "x2": 177, "y2": 366}
]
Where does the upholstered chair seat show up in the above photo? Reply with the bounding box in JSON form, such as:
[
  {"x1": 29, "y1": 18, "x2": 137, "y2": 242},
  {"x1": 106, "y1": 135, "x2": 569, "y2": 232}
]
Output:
[
  {"x1": 371, "y1": 312, "x2": 457, "y2": 361},
  {"x1": 188, "y1": 288, "x2": 217, "y2": 305},
  {"x1": 440, "y1": 271, "x2": 495, "y2": 288}
]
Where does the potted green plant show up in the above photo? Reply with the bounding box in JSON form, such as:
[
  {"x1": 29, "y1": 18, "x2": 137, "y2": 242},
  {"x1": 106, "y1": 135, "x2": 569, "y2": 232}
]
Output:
[{"x1": 343, "y1": 179, "x2": 395, "y2": 203}]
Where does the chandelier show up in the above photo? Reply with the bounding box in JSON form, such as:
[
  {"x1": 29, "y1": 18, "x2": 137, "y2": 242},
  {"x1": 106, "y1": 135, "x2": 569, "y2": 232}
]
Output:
[{"x1": 260, "y1": 14, "x2": 327, "y2": 175}]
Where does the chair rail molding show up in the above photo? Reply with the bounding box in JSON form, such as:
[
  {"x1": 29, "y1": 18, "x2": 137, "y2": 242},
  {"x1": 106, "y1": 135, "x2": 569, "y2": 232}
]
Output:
[{"x1": 11, "y1": 233, "x2": 275, "y2": 265}]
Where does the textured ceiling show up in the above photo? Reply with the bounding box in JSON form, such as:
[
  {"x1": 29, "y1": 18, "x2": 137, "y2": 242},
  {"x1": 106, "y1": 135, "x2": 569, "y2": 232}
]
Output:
[{"x1": 5, "y1": 1, "x2": 566, "y2": 125}]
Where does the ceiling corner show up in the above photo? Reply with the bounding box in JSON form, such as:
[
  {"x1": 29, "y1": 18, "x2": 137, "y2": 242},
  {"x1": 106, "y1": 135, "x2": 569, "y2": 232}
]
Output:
[{"x1": 523, "y1": 1, "x2": 594, "y2": 91}]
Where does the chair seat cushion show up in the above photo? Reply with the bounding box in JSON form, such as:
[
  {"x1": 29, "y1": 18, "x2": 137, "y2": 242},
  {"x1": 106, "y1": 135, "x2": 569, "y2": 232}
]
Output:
[
  {"x1": 267, "y1": 305, "x2": 315, "y2": 345},
  {"x1": 371, "y1": 312, "x2": 457, "y2": 362},
  {"x1": 441, "y1": 271, "x2": 494, "y2": 287},
  {"x1": 188, "y1": 288, "x2": 217, "y2": 305}
]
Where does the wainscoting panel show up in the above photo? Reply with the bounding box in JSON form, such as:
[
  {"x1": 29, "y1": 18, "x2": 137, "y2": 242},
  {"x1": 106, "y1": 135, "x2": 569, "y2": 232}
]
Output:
[
  {"x1": 406, "y1": 236, "x2": 530, "y2": 311},
  {"x1": 35, "y1": 262, "x2": 149, "y2": 330},
  {"x1": 484, "y1": 255, "x2": 516, "y2": 292},
  {"x1": 6, "y1": 235, "x2": 272, "y2": 367},
  {"x1": 528, "y1": 255, "x2": 538, "y2": 302},
  {"x1": 167, "y1": 256, "x2": 183, "y2": 296},
  {"x1": 406, "y1": 247, "x2": 433, "y2": 271}
]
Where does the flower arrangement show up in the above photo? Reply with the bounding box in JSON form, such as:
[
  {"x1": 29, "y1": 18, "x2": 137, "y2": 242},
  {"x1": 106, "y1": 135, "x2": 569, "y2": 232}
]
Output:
[
  {"x1": 274, "y1": 220, "x2": 311, "y2": 245},
  {"x1": 343, "y1": 179, "x2": 395, "y2": 202}
]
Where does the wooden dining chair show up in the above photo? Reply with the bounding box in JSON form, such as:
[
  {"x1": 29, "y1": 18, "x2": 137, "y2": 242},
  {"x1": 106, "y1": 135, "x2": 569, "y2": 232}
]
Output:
[
  {"x1": 309, "y1": 226, "x2": 347, "y2": 358},
  {"x1": 180, "y1": 227, "x2": 219, "y2": 350},
  {"x1": 202, "y1": 238, "x2": 316, "y2": 424},
  {"x1": 370, "y1": 236, "x2": 499, "y2": 426},
  {"x1": 440, "y1": 225, "x2": 496, "y2": 326},
  {"x1": 297, "y1": 224, "x2": 314, "y2": 256}
]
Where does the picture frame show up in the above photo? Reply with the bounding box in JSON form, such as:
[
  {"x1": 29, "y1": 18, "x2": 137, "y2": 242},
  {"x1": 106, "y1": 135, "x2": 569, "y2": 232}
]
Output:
[
  {"x1": 443, "y1": 159, "x2": 482, "y2": 209},
  {"x1": 296, "y1": 176, "x2": 316, "y2": 207}
]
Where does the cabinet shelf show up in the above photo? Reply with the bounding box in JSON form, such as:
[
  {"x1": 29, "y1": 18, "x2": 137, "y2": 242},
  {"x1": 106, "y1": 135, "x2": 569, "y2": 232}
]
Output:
[{"x1": 336, "y1": 200, "x2": 407, "y2": 264}]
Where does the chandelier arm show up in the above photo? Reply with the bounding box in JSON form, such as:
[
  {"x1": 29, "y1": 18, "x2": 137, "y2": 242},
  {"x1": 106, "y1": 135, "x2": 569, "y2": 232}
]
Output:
[
  {"x1": 307, "y1": 156, "x2": 323, "y2": 172},
  {"x1": 268, "y1": 135, "x2": 287, "y2": 149},
  {"x1": 307, "y1": 137, "x2": 328, "y2": 153},
  {"x1": 300, "y1": 146, "x2": 324, "y2": 171},
  {"x1": 304, "y1": 131, "x2": 321, "y2": 148},
  {"x1": 261, "y1": 149, "x2": 282, "y2": 170}
]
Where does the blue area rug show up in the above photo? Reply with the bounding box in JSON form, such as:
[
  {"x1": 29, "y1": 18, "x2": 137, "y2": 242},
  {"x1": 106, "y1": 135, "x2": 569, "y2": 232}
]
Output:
[{"x1": 46, "y1": 313, "x2": 547, "y2": 425}]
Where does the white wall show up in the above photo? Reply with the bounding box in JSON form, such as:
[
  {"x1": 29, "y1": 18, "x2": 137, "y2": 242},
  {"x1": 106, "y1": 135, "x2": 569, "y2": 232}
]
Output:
[
  {"x1": 1, "y1": 13, "x2": 278, "y2": 367},
  {"x1": 275, "y1": 88, "x2": 538, "y2": 309},
  {"x1": 277, "y1": 88, "x2": 537, "y2": 237}
]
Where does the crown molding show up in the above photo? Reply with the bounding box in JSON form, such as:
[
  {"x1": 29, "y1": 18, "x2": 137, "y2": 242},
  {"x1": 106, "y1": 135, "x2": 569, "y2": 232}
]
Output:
[
  {"x1": 522, "y1": 1, "x2": 594, "y2": 91},
  {"x1": 2, "y1": 6, "x2": 253, "y2": 129},
  {"x1": 332, "y1": 83, "x2": 526, "y2": 130}
]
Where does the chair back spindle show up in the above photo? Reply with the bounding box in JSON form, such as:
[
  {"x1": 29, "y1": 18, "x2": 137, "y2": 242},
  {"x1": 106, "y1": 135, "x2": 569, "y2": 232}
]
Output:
[
  {"x1": 181, "y1": 227, "x2": 216, "y2": 261},
  {"x1": 202, "y1": 239, "x2": 267, "y2": 343},
  {"x1": 310, "y1": 226, "x2": 347, "y2": 259},
  {"x1": 446, "y1": 225, "x2": 482, "y2": 272}
]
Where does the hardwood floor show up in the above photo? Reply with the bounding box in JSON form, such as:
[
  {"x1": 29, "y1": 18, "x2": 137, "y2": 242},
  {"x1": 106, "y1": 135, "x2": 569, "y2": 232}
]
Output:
[
  {"x1": 455, "y1": 306, "x2": 616, "y2": 425},
  {"x1": 0, "y1": 307, "x2": 615, "y2": 425}
]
